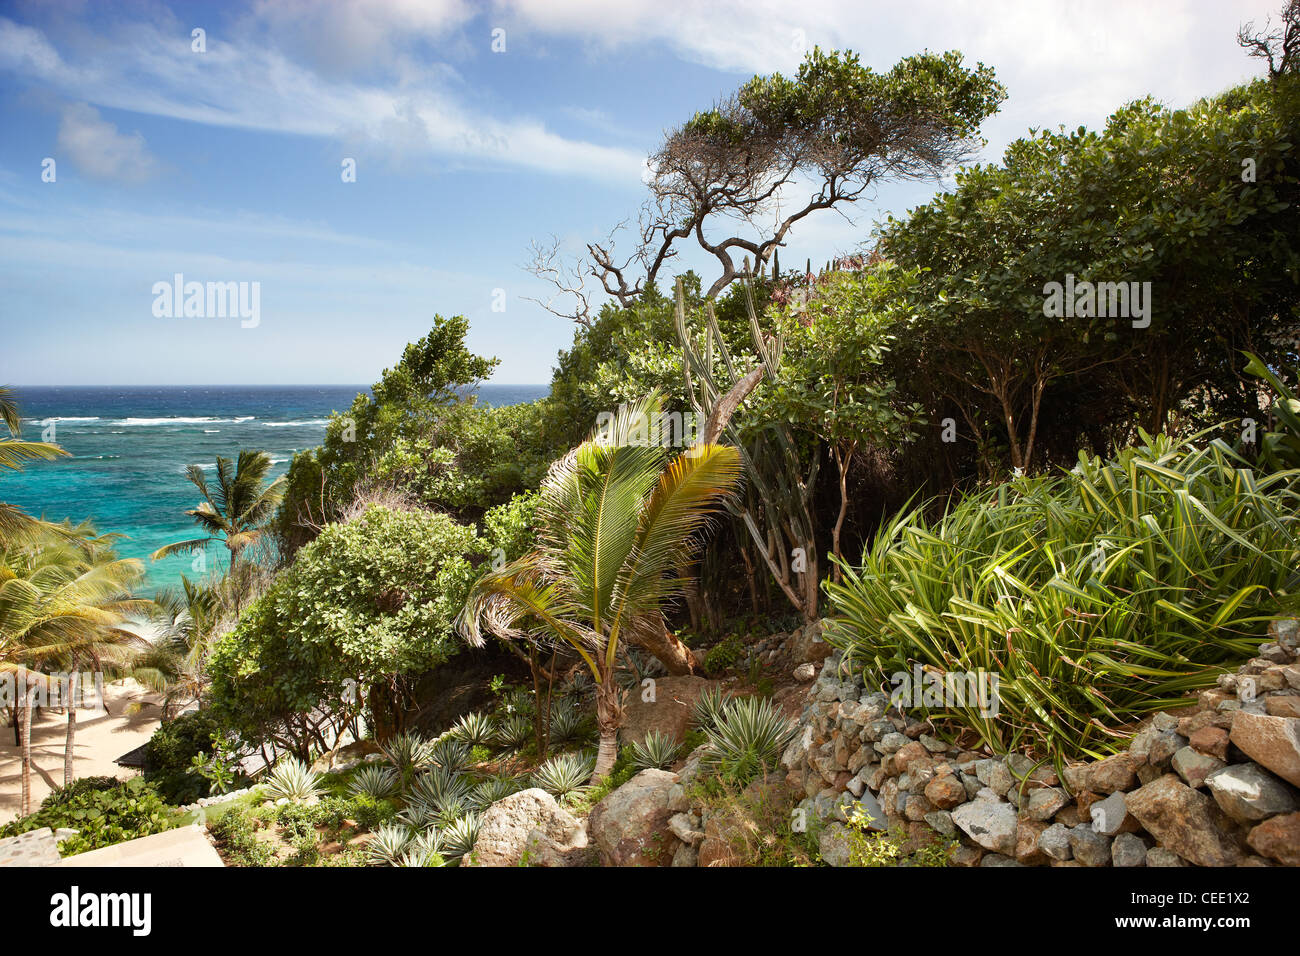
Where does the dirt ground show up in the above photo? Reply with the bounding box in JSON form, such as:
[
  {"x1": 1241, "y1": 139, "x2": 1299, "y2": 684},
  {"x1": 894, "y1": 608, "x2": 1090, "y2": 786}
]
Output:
[{"x1": 0, "y1": 679, "x2": 163, "y2": 825}]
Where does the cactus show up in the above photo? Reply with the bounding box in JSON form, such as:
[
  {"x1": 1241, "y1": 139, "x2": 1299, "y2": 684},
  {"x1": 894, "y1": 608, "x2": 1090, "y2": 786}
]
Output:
[{"x1": 674, "y1": 266, "x2": 820, "y2": 621}]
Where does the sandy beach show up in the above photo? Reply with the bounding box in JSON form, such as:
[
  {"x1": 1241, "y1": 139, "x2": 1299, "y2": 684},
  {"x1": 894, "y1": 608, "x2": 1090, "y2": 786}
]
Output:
[{"x1": 0, "y1": 678, "x2": 164, "y2": 825}]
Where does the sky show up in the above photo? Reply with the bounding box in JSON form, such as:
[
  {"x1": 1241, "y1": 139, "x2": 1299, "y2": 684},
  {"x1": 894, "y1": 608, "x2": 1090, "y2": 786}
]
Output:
[{"x1": 0, "y1": 0, "x2": 1283, "y2": 386}]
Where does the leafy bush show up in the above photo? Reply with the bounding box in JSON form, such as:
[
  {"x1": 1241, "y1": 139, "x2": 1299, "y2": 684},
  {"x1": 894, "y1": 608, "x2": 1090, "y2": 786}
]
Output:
[
  {"x1": 700, "y1": 696, "x2": 797, "y2": 785},
  {"x1": 630, "y1": 730, "x2": 681, "y2": 770},
  {"x1": 264, "y1": 759, "x2": 324, "y2": 802},
  {"x1": 703, "y1": 634, "x2": 743, "y2": 675},
  {"x1": 825, "y1": 433, "x2": 1300, "y2": 762},
  {"x1": 843, "y1": 812, "x2": 954, "y2": 867},
  {"x1": 0, "y1": 777, "x2": 179, "y2": 856},
  {"x1": 1244, "y1": 351, "x2": 1300, "y2": 472},
  {"x1": 143, "y1": 710, "x2": 225, "y2": 804},
  {"x1": 210, "y1": 806, "x2": 274, "y2": 867}
]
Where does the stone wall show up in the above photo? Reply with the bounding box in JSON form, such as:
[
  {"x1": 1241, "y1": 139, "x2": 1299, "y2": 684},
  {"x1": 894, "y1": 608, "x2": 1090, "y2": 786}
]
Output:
[{"x1": 780, "y1": 620, "x2": 1300, "y2": 867}]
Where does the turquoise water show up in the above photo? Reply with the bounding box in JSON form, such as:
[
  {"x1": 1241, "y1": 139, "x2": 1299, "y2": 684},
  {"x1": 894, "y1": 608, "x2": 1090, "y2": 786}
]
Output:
[{"x1": 3, "y1": 385, "x2": 548, "y2": 595}]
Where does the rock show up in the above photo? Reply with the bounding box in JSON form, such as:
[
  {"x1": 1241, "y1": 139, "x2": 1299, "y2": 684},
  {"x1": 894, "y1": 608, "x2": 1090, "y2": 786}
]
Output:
[
  {"x1": 1014, "y1": 821, "x2": 1048, "y2": 865},
  {"x1": 619, "y1": 675, "x2": 715, "y2": 747},
  {"x1": 588, "y1": 769, "x2": 680, "y2": 866},
  {"x1": 670, "y1": 842, "x2": 698, "y2": 867},
  {"x1": 819, "y1": 821, "x2": 852, "y2": 867},
  {"x1": 974, "y1": 759, "x2": 1013, "y2": 796},
  {"x1": 1089, "y1": 790, "x2": 1133, "y2": 836},
  {"x1": 1124, "y1": 774, "x2": 1245, "y2": 867},
  {"x1": 980, "y1": 853, "x2": 1025, "y2": 866},
  {"x1": 1265, "y1": 695, "x2": 1300, "y2": 719},
  {"x1": 1204, "y1": 764, "x2": 1300, "y2": 822},
  {"x1": 920, "y1": 734, "x2": 949, "y2": 754},
  {"x1": 466, "y1": 788, "x2": 584, "y2": 867},
  {"x1": 793, "y1": 663, "x2": 817, "y2": 682},
  {"x1": 924, "y1": 774, "x2": 967, "y2": 810},
  {"x1": 1246, "y1": 812, "x2": 1300, "y2": 866},
  {"x1": 1087, "y1": 753, "x2": 1137, "y2": 793},
  {"x1": 1188, "y1": 726, "x2": 1230, "y2": 760},
  {"x1": 877, "y1": 732, "x2": 909, "y2": 754},
  {"x1": 1131, "y1": 727, "x2": 1184, "y2": 769},
  {"x1": 1146, "y1": 847, "x2": 1188, "y2": 867},
  {"x1": 951, "y1": 796, "x2": 1018, "y2": 855},
  {"x1": 1171, "y1": 746, "x2": 1226, "y2": 789},
  {"x1": 950, "y1": 844, "x2": 983, "y2": 867},
  {"x1": 925, "y1": 810, "x2": 956, "y2": 838},
  {"x1": 1024, "y1": 787, "x2": 1069, "y2": 822},
  {"x1": 667, "y1": 812, "x2": 705, "y2": 846},
  {"x1": 1230, "y1": 712, "x2": 1300, "y2": 787},
  {"x1": 521, "y1": 821, "x2": 597, "y2": 867},
  {"x1": 790, "y1": 620, "x2": 831, "y2": 664},
  {"x1": 1068, "y1": 825, "x2": 1112, "y2": 867},
  {"x1": 894, "y1": 741, "x2": 929, "y2": 774},
  {"x1": 1111, "y1": 832, "x2": 1148, "y2": 867},
  {"x1": 1038, "y1": 823, "x2": 1073, "y2": 861}
]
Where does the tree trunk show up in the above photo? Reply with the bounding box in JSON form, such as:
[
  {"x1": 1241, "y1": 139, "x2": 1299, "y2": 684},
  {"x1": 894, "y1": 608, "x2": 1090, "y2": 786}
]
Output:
[
  {"x1": 628, "y1": 623, "x2": 699, "y2": 676},
  {"x1": 590, "y1": 675, "x2": 623, "y2": 782},
  {"x1": 830, "y1": 444, "x2": 854, "y2": 583},
  {"x1": 19, "y1": 679, "x2": 35, "y2": 817},
  {"x1": 64, "y1": 672, "x2": 78, "y2": 788}
]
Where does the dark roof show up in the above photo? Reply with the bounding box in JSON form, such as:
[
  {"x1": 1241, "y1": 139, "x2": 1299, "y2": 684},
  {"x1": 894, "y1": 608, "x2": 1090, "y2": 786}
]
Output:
[{"x1": 115, "y1": 744, "x2": 149, "y2": 768}]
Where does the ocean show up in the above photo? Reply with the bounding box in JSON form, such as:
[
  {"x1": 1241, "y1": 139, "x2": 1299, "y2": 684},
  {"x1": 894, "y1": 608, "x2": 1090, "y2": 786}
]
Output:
[{"x1": 3, "y1": 384, "x2": 549, "y2": 595}]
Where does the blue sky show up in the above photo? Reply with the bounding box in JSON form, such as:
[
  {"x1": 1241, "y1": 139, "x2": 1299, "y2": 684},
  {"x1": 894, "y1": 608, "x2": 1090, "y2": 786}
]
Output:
[{"x1": 0, "y1": 0, "x2": 1280, "y2": 385}]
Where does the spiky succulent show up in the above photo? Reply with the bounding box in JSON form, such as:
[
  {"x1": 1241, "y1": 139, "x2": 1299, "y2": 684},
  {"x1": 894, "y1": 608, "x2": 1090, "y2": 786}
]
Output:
[
  {"x1": 380, "y1": 732, "x2": 435, "y2": 777},
  {"x1": 469, "y1": 775, "x2": 522, "y2": 811},
  {"x1": 367, "y1": 823, "x2": 413, "y2": 866},
  {"x1": 449, "y1": 711, "x2": 496, "y2": 748},
  {"x1": 409, "y1": 765, "x2": 473, "y2": 811},
  {"x1": 500, "y1": 685, "x2": 536, "y2": 717},
  {"x1": 548, "y1": 699, "x2": 589, "y2": 745},
  {"x1": 349, "y1": 764, "x2": 399, "y2": 800},
  {"x1": 700, "y1": 695, "x2": 796, "y2": 784},
  {"x1": 396, "y1": 829, "x2": 445, "y2": 867},
  {"x1": 494, "y1": 713, "x2": 532, "y2": 750},
  {"x1": 429, "y1": 736, "x2": 473, "y2": 772},
  {"x1": 440, "y1": 812, "x2": 481, "y2": 861},
  {"x1": 263, "y1": 758, "x2": 324, "y2": 802},
  {"x1": 690, "y1": 684, "x2": 731, "y2": 732},
  {"x1": 532, "y1": 751, "x2": 594, "y2": 800},
  {"x1": 630, "y1": 730, "x2": 681, "y2": 770},
  {"x1": 396, "y1": 798, "x2": 440, "y2": 831}
]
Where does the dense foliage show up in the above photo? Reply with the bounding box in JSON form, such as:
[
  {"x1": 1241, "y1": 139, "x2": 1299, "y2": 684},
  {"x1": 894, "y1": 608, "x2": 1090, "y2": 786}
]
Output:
[
  {"x1": 824, "y1": 433, "x2": 1300, "y2": 763},
  {"x1": 0, "y1": 777, "x2": 178, "y2": 855}
]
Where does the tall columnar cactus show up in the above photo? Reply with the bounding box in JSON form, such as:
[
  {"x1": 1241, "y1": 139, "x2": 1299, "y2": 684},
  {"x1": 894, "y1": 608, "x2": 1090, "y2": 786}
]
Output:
[{"x1": 674, "y1": 269, "x2": 821, "y2": 621}]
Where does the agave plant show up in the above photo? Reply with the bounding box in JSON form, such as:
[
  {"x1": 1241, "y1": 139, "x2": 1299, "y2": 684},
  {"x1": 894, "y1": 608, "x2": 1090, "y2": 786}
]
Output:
[
  {"x1": 349, "y1": 764, "x2": 399, "y2": 800},
  {"x1": 700, "y1": 695, "x2": 796, "y2": 784},
  {"x1": 409, "y1": 765, "x2": 473, "y2": 810},
  {"x1": 690, "y1": 684, "x2": 731, "y2": 732},
  {"x1": 397, "y1": 829, "x2": 445, "y2": 867},
  {"x1": 499, "y1": 685, "x2": 536, "y2": 717},
  {"x1": 449, "y1": 711, "x2": 496, "y2": 748},
  {"x1": 380, "y1": 732, "x2": 435, "y2": 780},
  {"x1": 440, "y1": 812, "x2": 481, "y2": 861},
  {"x1": 429, "y1": 736, "x2": 473, "y2": 773},
  {"x1": 367, "y1": 823, "x2": 413, "y2": 866},
  {"x1": 263, "y1": 758, "x2": 324, "y2": 802},
  {"x1": 532, "y1": 751, "x2": 595, "y2": 800},
  {"x1": 630, "y1": 730, "x2": 681, "y2": 770},
  {"x1": 396, "y1": 798, "x2": 441, "y2": 831},
  {"x1": 548, "y1": 698, "x2": 589, "y2": 745},
  {"x1": 460, "y1": 391, "x2": 744, "y2": 780},
  {"x1": 494, "y1": 713, "x2": 532, "y2": 751},
  {"x1": 469, "y1": 775, "x2": 522, "y2": 811}
]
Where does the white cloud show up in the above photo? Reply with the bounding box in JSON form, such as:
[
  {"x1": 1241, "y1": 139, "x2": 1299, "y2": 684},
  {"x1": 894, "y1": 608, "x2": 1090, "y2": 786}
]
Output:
[{"x1": 55, "y1": 103, "x2": 160, "y2": 183}]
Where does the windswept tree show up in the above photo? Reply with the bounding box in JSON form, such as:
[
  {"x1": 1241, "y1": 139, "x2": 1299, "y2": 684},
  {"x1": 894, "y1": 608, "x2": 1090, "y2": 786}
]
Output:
[
  {"x1": 460, "y1": 393, "x2": 743, "y2": 780},
  {"x1": 529, "y1": 47, "x2": 1005, "y2": 319},
  {"x1": 1239, "y1": 0, "x2": 1300, "y2": 79}
]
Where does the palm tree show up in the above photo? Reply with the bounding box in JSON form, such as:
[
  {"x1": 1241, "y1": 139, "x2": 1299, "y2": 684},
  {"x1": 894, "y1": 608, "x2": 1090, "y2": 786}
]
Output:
[
  {"x1": 151, "y1": 450, "x2": 286, "y2": 573},
  {"x1": 0, "y1": 524, "x2": 150, "y2": 812},
  {"x1": 0, "y1": 386, "x2": 68, "y2": 542},
  {"x1": 133, "y1": 576, "x2": 221, "y2": 720},
  {"x1": 460, "y1": 393, "x2": 743, "y2": 780}
]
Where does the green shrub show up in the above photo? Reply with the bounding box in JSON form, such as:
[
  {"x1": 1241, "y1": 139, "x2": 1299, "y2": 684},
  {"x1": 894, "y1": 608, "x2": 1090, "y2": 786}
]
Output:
[
  {"x1": 0, "y1": 777, "x2": 179, "y2": 855},
  {"x1": 843, "y1": 814, "x2": 954, "y2": 867},
  {"x1": 825, "y1": 432, "x2": 1300, "y2": 763},
  {"x1": 210, "y1": 806, "x2": 274, "y2": 867},
  {"x1": 143, "y1": 710, "x2": 225, "y2": 804},
  {"x1": 703, "y1": 634, "x2": 743, "y2": 675}
]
